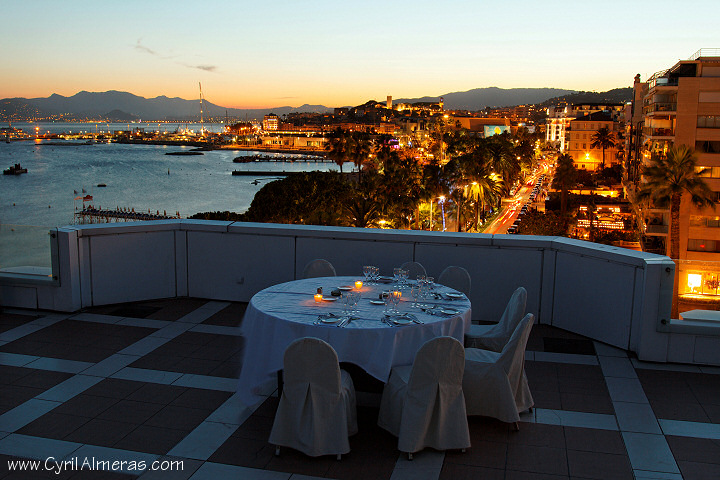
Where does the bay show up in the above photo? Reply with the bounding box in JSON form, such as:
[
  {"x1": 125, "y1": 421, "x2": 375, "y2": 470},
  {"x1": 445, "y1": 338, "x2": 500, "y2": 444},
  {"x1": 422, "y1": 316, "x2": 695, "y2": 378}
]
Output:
[{"x1": 0, "y1": 123, "x2": 345, "y2": 269}]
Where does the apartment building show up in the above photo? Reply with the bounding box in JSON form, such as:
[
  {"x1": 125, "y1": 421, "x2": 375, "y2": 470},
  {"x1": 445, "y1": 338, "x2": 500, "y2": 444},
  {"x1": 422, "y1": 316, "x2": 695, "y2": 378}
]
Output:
[
  {"x1": 565, "y1": 111, "x2": 621, "y2": 170},
  {"x1": 635, "y1": 49, "x2": 720, "y2": 301},
  {"x1": 545, "y1": 103, "x2": 624, "y2": 152}
]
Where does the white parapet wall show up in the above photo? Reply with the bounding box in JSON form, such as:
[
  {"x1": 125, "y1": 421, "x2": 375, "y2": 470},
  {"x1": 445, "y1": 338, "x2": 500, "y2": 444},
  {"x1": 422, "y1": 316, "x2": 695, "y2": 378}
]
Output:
[{"x1": 1, "y1": 220, "x2": 701, "y2": 364}]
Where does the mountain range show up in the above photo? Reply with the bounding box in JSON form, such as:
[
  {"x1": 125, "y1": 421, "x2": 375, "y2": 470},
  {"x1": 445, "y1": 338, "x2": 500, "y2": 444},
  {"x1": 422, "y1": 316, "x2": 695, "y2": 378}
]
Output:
[{"x1": 0, "y1": 86, "x2": 632, "y2": 122}]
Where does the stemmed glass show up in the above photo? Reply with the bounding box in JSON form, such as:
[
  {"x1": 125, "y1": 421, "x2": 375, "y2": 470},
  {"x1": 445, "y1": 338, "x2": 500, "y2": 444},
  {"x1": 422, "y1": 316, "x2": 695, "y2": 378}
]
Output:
[
  {"x1": 349, "y1": 291, "x2": 360, "y2": 315},
  {"x1": 391, "y1": 287, "x2": 401, "y2": 314},
  {"x1": 410, "y1": 284, "x2": 420, "y2": 308},
  {"x1": 400, "y1": 269, "x2": 409, "y2": 288},
  {"x1": 393, "y1": 267, "x2": 402, "y2": 285},
  {"x1": 363, "y1": 265, "x2": 372, "y2": 284}
]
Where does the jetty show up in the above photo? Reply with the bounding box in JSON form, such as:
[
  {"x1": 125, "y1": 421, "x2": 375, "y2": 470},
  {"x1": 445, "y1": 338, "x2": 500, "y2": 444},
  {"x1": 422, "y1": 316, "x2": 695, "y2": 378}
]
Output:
[
  {"x1": 76, "y1": 206, "x2": 181, "y2": 224},
  {"x1": 231, "y1": 171, "x2": 295, "y2": 177},
  {"x1": 233, "y1": 153, "x2": 330, "y2": 163}
]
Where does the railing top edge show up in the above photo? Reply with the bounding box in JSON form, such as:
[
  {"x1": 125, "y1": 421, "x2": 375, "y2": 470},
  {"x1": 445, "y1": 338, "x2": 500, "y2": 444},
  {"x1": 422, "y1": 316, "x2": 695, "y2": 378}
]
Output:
[{"x1": 58, "y1": 220, "x2": 669, "y2": 267}]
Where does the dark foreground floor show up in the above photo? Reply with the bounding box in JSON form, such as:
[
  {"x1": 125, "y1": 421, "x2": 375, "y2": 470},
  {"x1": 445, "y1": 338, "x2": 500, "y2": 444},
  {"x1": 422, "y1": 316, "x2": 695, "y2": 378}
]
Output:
[{"x1": 1, "y1": 299, "x2": 719, "y2": 479}]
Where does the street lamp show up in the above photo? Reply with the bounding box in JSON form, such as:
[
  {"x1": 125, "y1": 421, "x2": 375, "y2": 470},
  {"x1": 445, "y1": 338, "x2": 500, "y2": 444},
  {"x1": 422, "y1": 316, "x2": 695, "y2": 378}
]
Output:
[{"x1": 439, "y1": 196, "x2": 447, "y2": 231}]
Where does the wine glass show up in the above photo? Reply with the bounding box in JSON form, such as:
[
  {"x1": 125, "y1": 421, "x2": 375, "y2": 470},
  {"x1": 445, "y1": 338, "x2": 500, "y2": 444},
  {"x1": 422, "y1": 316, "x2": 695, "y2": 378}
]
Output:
[
  {"x1": 350, "y1": 291, "x2": 360, "y2": 315},
  {"x1": 410, "y1": 284, "x2": 420, "y2": 308},
  {"x1": 383, "y1": 291, "x2": 392, "y2": 314},
  {"x1": 400, "y1": 269, "x2": 409, "y2": 288},
  {"x1": 393, "y1": 267, "x2": 402, "y2": 285},
  {"x1": 391, "y1": 288, "x2": 401, "y2": 314},
  {"x1": 363, "y1": 265, "x2": 372, "y2": 284}
]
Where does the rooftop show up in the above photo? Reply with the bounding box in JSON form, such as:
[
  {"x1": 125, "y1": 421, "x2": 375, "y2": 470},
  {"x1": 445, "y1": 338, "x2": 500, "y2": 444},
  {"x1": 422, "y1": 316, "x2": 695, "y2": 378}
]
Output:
[{"x1": 2, "y1": 297, "x2": 719, "y2": 480}]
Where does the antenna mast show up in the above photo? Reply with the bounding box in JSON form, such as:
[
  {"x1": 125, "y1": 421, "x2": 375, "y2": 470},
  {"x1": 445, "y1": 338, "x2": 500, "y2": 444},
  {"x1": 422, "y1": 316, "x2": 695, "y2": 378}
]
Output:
[{"x1": 199, "y1": 82, "x2": 204, "y2": 136}]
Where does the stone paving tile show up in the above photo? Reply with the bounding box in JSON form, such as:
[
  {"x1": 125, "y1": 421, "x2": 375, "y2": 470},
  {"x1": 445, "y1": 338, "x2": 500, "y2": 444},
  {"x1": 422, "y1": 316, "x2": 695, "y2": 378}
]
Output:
[
  {"x1": 566, "y1": 449, "x2": 633, "y2": 479},
  {"x1": 201, "y1": 302, "x2": 248, "y2": 327},
  {"x1": 666, "y1": 435, "x2": 720, "y2": 465},
  {"x1": 0, "y1": 312, "x2": 40, "y2": 334},
  {"x1": 676, "y1": 460, "x2": 720, "y2": 480}
]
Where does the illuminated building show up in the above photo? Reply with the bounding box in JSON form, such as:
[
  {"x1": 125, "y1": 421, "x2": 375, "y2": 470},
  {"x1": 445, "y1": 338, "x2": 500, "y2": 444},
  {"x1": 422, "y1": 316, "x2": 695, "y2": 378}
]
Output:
[
  {"x1": 633, "y1": 49, "x2": 720, "y2": 302},
  {"x1": 565, "y1": 111, "x2": 621, "y2": 170},
  {"x1": 545, "y1": 104, "x2": 624, "y2": 152},
  {"x1": 262, "y1": 113, "x2": 279, "y2": 131}
]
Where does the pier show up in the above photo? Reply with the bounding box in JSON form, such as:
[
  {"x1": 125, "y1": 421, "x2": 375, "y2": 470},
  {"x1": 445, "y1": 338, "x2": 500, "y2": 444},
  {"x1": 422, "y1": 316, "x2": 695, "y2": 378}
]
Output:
[
  {"x1": 233, "y1": 153, "x2": 331, "y2": 163},
  {"x1": 75, "y1": 206, "x2": 181, "y2": 224}
]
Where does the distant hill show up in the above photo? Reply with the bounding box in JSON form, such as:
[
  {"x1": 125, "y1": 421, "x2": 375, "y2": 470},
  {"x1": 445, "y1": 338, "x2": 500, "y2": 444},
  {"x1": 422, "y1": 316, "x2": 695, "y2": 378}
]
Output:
[
  {"x1": 1, "y1": 86, "x2": 633, "y2": 122},
  {"x1": 538, "y1": 87, "x2": 633, "y2": 107},
  {"x1": 396, "y1": 87, "x2": 577, "y2": 110},
  {"x1": 0, "y1": 91, "x2": 332, "y2": 122}
]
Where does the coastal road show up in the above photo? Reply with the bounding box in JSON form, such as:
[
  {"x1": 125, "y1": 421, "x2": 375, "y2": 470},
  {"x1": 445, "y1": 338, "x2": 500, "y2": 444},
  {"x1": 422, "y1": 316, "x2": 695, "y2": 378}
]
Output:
[{"x1": 483, "y1": 173, "x2": 545, "y2": 235}]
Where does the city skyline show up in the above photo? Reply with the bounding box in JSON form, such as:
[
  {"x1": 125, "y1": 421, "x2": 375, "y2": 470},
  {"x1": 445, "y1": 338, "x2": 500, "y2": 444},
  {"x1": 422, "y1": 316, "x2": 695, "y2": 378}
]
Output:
[{"x1": 3, "y1": 0, "x2": 718, "y2": 109}]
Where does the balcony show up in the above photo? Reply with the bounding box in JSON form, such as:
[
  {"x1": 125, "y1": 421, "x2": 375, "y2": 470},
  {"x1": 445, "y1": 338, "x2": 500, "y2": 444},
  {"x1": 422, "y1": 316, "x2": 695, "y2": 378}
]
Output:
[
  {"x1": 643, "y1": 126, "x2": 675, "y2": 138},
  {"x1": 643, "y1": 103, "x2": 677, "y2": 115},
  {"x1": 1, "y1": 221, "x2": 720, "y2": 479},
  {"x1": 645, "y1": 224, "x2": 669, "y2": 235}
]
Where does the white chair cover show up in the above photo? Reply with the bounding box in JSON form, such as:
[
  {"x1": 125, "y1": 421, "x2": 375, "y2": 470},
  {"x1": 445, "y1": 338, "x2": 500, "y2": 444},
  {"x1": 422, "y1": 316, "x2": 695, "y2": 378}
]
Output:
[
  {"x1": 465, "y1": 287, "x2": 527, "y2": 351},
  {"x1": 378, "y1": 336, "x2": 470, "y2": 454},
  {"x1": 463, "y1": 313, "x2": 535, "y2": 423},
  {"x1": 269, "y1": 337, "x2": 357, "y2": 457},
  {"x1": 437, "y1": 266, "x2": 471, "y2": 295},
  {"x1": 302, "y1": 259, "x2": 337, "y2": 279},
  {"x1": 400, "y1": 261, "x2": 427, "y2": 280}
]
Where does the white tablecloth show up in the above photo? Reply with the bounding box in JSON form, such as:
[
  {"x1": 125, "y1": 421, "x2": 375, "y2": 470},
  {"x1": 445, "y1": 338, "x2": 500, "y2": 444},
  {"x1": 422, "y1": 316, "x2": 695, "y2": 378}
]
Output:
[{"x1": 237, "y1": 276, "x2": 472, "y2": 405}]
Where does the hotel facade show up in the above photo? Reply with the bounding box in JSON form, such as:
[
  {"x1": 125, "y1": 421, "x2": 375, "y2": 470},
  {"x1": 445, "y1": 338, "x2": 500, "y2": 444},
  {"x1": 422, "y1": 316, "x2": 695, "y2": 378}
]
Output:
[{"x1": 634, "y1": 49, "x2": 720, "y2": 302}]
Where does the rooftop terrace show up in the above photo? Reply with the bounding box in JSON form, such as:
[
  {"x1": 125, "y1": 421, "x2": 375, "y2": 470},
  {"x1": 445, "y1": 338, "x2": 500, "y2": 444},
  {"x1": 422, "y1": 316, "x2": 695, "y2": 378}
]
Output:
[
  {"x1": 1, "y1": 298, "x2": 719, "y2": 480},
  {"x1": 1, "y1": 220, "x2": 720, "y2": 479}
]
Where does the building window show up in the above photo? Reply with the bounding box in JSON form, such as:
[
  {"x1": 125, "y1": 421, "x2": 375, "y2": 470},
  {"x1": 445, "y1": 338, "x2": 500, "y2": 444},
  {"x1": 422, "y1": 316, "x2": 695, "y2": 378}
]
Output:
[
  {"x1": 582, "y1": 144, "x2": 586, "y2": 149},
  {"x1": 698, "y1": 116, "x2": 720, "y2": 128},
  {"x1": 684, "y1": 271, "x2": 720, "y2": 296},
  {"x1": 688, "y1": 239, "x2": 720, "y2": 252},
  {"x1": 695, "y1": 166, "x2": 720, "y2": 178},
  {"x1": 690, "y1": 215, "x2": 720, "y2": 227},
  {"x1": 696, "y1": 140, "x2": 720, "y2": 153}
]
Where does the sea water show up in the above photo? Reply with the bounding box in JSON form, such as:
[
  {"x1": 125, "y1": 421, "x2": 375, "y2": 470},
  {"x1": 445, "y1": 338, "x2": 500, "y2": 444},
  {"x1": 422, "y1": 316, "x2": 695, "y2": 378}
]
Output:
[{"x1": 0, "y1": 123, "x2": 344, "y2": 268}]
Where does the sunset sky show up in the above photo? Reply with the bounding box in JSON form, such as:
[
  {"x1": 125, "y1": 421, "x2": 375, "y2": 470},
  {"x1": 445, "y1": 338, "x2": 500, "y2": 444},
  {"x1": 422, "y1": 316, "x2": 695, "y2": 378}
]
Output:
[{"x1": 3, "y1": 0, "x2": 718, "y2": 109}]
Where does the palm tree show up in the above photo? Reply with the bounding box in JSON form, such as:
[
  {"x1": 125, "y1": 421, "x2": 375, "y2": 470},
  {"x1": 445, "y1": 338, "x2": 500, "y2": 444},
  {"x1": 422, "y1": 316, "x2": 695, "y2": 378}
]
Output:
[
  {"x1": 590, "y1": 126, "x2": 616, "y2": 170},
  {"x1": 325, "y1": 129, "x2": 351, "y2": 173},
  {"x1": 638, "y1": 144, "x2": 715, "y2": 318},
  {"x1": 551, "y1": 154, "x2": 578, "y2": 219}
]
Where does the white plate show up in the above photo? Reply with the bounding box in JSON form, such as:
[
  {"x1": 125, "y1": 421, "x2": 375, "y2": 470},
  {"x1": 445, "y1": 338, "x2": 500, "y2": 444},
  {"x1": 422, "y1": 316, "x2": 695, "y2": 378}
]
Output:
[
  {"x1": 441, "y1": 307, "x2": 460, "y2": 315},
  {"x1": 320, "y1": 316, "x2": 341, "y2": 324},
  {"x1": 391, "y1": 317, "x2": 413, "y2": 325},
  {"x1": 370, "y1": 300, "x2": 385, "y2": 305},
  {"x1": 338, "y1": 286, "x2": 353, "y2": 291},
  {"x1": 446, "y1": 292, "x2": 464, "y2": 299},
  {"x1": 322, "y1": 297, "x2": 338, "y2": 302}
]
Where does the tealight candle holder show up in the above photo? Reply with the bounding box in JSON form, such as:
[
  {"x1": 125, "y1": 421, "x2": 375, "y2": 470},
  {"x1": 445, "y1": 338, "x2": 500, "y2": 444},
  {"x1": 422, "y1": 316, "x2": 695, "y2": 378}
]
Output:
[
  {"x1": 314, "y1": 293, "x2": 323, "y2": 303},
  {"x1": 355, "y1": 280, "x2": 363, "y2": 289}
]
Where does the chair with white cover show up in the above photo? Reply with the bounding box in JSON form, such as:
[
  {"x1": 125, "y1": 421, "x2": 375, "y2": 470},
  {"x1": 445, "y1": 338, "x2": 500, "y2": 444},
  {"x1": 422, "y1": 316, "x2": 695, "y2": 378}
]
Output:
[
  {"x1": 378, "y1": 336, "x2": 470, "y2": 459},
  {"x1": 437, "y1": 266, "x2": 471, "y2": 295},
  {"x1": 302, "y1": 259, "x2": 337, "y2": 279},
  {"x1": 269, "y1": 337, "x2": 357, "y2": 459},
  {"x1": 462, "y1": 313, "x2": 535, "y2": 429},
  {"x1": 465, "y1": 287, "x2": 527, "y2": 350},
  {"x1": 400, "y1": 261, "x2": 427, "y2": 280}
]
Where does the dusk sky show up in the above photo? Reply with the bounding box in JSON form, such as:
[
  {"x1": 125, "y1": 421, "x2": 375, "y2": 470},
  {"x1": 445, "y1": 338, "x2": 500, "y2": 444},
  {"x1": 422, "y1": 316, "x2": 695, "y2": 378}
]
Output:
[{"x1": 3, "y1": 1, "x2": 718, "y2": 109}]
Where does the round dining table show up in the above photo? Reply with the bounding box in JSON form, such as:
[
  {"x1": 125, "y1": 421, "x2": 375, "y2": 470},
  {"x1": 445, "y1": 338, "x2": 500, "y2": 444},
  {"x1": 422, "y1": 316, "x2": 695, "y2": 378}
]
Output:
[{"x1": 236, "y1": 276, "x2": 472, "y2": 406}]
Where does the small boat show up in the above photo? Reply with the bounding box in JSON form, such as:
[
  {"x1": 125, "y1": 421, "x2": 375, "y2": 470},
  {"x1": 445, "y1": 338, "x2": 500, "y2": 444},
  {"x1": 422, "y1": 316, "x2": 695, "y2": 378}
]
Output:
[
  {"x1": 3, "y1": 163, "x2": 28, "y2": 175},
  {"x1": 97, "y1": 183, "x2": 107, "y2": 187}
]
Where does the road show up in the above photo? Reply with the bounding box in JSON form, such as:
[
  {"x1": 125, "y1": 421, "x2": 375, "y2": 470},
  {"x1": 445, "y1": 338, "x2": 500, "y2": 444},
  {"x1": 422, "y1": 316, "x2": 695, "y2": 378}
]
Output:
[{"x1": 483, "y1": 172, "x2": 547, "y2": 235}]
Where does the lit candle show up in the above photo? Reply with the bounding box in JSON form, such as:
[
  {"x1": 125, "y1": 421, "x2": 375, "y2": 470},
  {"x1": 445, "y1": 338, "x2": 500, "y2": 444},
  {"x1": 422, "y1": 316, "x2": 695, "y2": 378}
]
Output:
[
  {"x1": 314, "y1": 293, "x2": 323, "y2": 303},
  {"x1": 355, "y1": 280, "x2": 363, "y2": 289}
]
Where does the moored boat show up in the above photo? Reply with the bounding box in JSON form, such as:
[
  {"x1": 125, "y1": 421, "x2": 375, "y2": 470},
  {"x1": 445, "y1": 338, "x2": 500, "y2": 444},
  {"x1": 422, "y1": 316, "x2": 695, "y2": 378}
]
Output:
[{"x1": 3, "y1": 163, "x2": 28, "y2": 175}]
